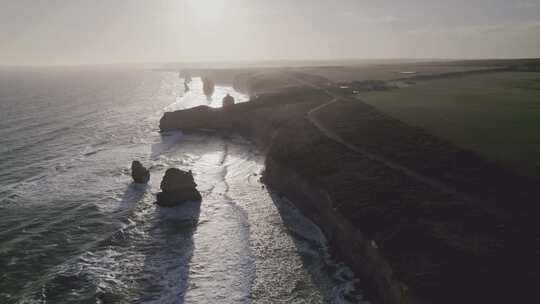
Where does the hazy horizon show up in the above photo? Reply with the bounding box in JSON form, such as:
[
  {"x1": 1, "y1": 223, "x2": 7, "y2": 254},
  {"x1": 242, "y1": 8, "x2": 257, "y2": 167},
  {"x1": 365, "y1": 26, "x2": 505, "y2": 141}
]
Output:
[{"x1": 1, "y1": 0, "x2": 540, "y2": 66}]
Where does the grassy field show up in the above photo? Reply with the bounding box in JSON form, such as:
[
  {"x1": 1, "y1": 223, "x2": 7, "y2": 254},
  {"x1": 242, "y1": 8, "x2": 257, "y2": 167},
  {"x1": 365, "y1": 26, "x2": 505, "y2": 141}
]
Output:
[{"x1": 358, "y1": 72, "x2": 540, "y2": 177}]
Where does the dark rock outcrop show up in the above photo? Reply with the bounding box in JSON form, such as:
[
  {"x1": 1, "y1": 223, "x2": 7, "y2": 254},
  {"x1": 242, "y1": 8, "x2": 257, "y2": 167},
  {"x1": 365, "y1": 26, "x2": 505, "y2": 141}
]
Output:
[
  {"x1": 222, "y1": 94, "x2": 235, "y2": 108},
  {"x1": 131, "y1": 161, "x2": 150, "y2": 184},
  {"x1": 156, "y1": 168, "x2": 202, "y2": 207}
]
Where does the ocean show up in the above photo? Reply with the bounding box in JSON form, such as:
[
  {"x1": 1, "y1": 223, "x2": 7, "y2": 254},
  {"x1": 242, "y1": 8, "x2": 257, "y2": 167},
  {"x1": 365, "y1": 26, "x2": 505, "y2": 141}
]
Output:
[{"x1": 0, "y1": 68, "x2": 366, "y2": 303}]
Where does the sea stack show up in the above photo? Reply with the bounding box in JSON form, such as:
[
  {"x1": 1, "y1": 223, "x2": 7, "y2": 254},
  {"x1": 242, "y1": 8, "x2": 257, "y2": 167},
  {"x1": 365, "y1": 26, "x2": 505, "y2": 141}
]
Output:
[
  {"x1": 157, "y1": 168, "x2": 202, "y2": 207},
  {"x1": 222, "y1": 93, "x2": 235, "y2": 108},
  {"x1": 131, "y1": 161, "x2": 150, "y2": 184},
  {"x1": 202, "y1": 77, "x2": 215, "y2": 97},
  {"x1": 179, "y1": 71, "x2": 192, "y2": 83}
]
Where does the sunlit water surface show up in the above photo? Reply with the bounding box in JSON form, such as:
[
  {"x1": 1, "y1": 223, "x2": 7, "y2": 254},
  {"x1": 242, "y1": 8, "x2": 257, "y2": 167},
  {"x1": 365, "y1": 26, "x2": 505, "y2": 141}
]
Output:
[{"x1": 0, "y1": 69, "x2": 367, "y2": 303}]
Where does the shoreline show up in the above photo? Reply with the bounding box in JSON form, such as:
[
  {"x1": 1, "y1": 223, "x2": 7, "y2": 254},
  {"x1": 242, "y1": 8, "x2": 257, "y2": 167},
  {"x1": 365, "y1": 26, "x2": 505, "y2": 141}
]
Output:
[
  {"x1": 263, "y1": 157, "x2": 404, "y2": 303},
  {"x1": 159, "y1": 67, "x2": 540, "y2": 303},
  {"x1": 158, "y1": 87, "x2": 410, "y2": 303}
]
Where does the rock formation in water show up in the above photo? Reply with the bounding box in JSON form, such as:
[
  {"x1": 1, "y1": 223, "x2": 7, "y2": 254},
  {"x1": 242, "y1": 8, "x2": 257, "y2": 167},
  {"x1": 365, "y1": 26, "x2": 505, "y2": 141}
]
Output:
[
  {"x1": 156, "y1": 168, "x2": 202, "y2": 207},
  {"x1": 202, "y1": 77, "x2": 215, "y2": 97},
  {"x1": 222, "y1": 93, "x2": 235, "y2": 108},
  {"x1": 131, "y1": 161, "x2": 150, "y2": 184},
  {"x1": 179, "y1": 71, "x2": 192, "y2": 83}
]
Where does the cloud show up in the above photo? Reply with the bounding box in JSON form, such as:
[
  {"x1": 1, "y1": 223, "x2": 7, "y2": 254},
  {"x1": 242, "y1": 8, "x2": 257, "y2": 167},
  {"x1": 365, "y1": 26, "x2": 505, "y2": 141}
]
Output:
[
  {"x1": 406, "y1": 21, "x2": 540, "y2": 37},
  {"x1": 1, "y1": 0, "x2": 540, "y2": 65},
  {"x1": 514, "y1": 1, "x2": 540, "y2": 9},
  {"x1": 339, "y1": 11, "x2": 402, "y2": 24}
]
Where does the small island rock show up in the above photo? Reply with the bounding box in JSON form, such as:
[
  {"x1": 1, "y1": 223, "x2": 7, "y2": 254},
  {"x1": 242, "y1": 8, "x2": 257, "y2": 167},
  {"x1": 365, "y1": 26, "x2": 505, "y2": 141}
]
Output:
[
  {"x1": 222, "y1": 93, "x2": 235, "y2": 108},
  {"x1": 157, "y1": 168, "x2": 202, "y2": 207},
  {"x1": 131, "y1": 161, "x2": 150, "y2": 184}
]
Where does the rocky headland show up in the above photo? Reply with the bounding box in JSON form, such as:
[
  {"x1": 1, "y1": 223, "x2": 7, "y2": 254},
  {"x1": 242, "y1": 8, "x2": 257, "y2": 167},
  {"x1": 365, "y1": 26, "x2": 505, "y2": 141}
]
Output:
[{"x1": 159, "y1": 69, "x2": 540, "y2": 304}]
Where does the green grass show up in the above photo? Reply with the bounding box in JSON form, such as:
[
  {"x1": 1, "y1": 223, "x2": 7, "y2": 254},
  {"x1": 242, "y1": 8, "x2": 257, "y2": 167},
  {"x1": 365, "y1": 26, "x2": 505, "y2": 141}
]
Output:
[{"x1": 358, "y1": 72, "x2": 540, "y2": 177}]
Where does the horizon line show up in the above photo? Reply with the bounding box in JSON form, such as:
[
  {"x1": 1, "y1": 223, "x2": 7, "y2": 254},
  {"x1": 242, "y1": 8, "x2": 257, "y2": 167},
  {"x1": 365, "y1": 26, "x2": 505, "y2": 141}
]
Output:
[{"x1": 1, "y1": 56, "x2": 539, "y2": 69}]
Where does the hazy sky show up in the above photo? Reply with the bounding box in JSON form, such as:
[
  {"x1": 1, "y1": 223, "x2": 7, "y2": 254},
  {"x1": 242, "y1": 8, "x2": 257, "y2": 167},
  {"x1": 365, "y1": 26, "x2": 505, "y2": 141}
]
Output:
[{"x1": 1, "y1": 0, "x2": 540, "y2": 65}]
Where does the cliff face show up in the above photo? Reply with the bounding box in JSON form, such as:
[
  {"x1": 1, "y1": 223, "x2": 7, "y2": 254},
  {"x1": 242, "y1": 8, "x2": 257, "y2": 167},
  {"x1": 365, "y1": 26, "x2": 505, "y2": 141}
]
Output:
[
  {"x1": 159, "y1": 87, "x2": 329, "y2": 135},
  {"x1": 159, "y1": 90, "x2": 406, "y2": 303},
  {"x1": 160, "y1": 106, "x2": 234, "y2": 132},
  {"x1": 264, "y1": 158, "x2": 404, "y2": 304},
  {"x1": 159, "y1": 80, "x2": 540, "y2": 304}
]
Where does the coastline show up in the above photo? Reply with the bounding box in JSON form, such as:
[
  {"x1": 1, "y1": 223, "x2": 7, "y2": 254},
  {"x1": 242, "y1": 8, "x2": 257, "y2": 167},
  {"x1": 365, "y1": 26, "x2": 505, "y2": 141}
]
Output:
[
  {"x1": 159, "y1": 86, "x2": 410, "y2": 303},
  {"x1": 160, "y1": 68, "x2": 540, "y2": 304},
  {"x1": 263, "y1": 157, "x2": 404, "y2": 303}
]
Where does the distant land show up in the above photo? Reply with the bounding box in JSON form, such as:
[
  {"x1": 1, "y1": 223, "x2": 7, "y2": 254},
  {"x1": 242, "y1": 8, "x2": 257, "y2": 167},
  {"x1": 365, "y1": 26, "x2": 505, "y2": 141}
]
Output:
[{"x1": 4, "y1": 57, "x2": 540, "y2": 70}]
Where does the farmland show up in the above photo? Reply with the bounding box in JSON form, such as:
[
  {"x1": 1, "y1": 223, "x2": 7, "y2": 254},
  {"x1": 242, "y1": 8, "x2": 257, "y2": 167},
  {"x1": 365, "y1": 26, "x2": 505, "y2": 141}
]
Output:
[{"x1": 358, "y1": 72, "x2": 540, "y2": 177}]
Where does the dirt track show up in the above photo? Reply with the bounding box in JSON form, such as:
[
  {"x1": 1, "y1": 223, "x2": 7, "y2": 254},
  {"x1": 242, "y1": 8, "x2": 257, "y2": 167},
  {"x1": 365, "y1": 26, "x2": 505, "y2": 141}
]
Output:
[{"x1": 285, "y1": 72, "x2": 474, "y2": 202}]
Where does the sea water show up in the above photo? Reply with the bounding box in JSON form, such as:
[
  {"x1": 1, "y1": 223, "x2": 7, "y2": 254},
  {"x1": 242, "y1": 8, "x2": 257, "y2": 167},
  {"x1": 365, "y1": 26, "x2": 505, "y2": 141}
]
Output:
[{"x1": 0, "y1": 68, "x2": 367, "y2": 304}]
